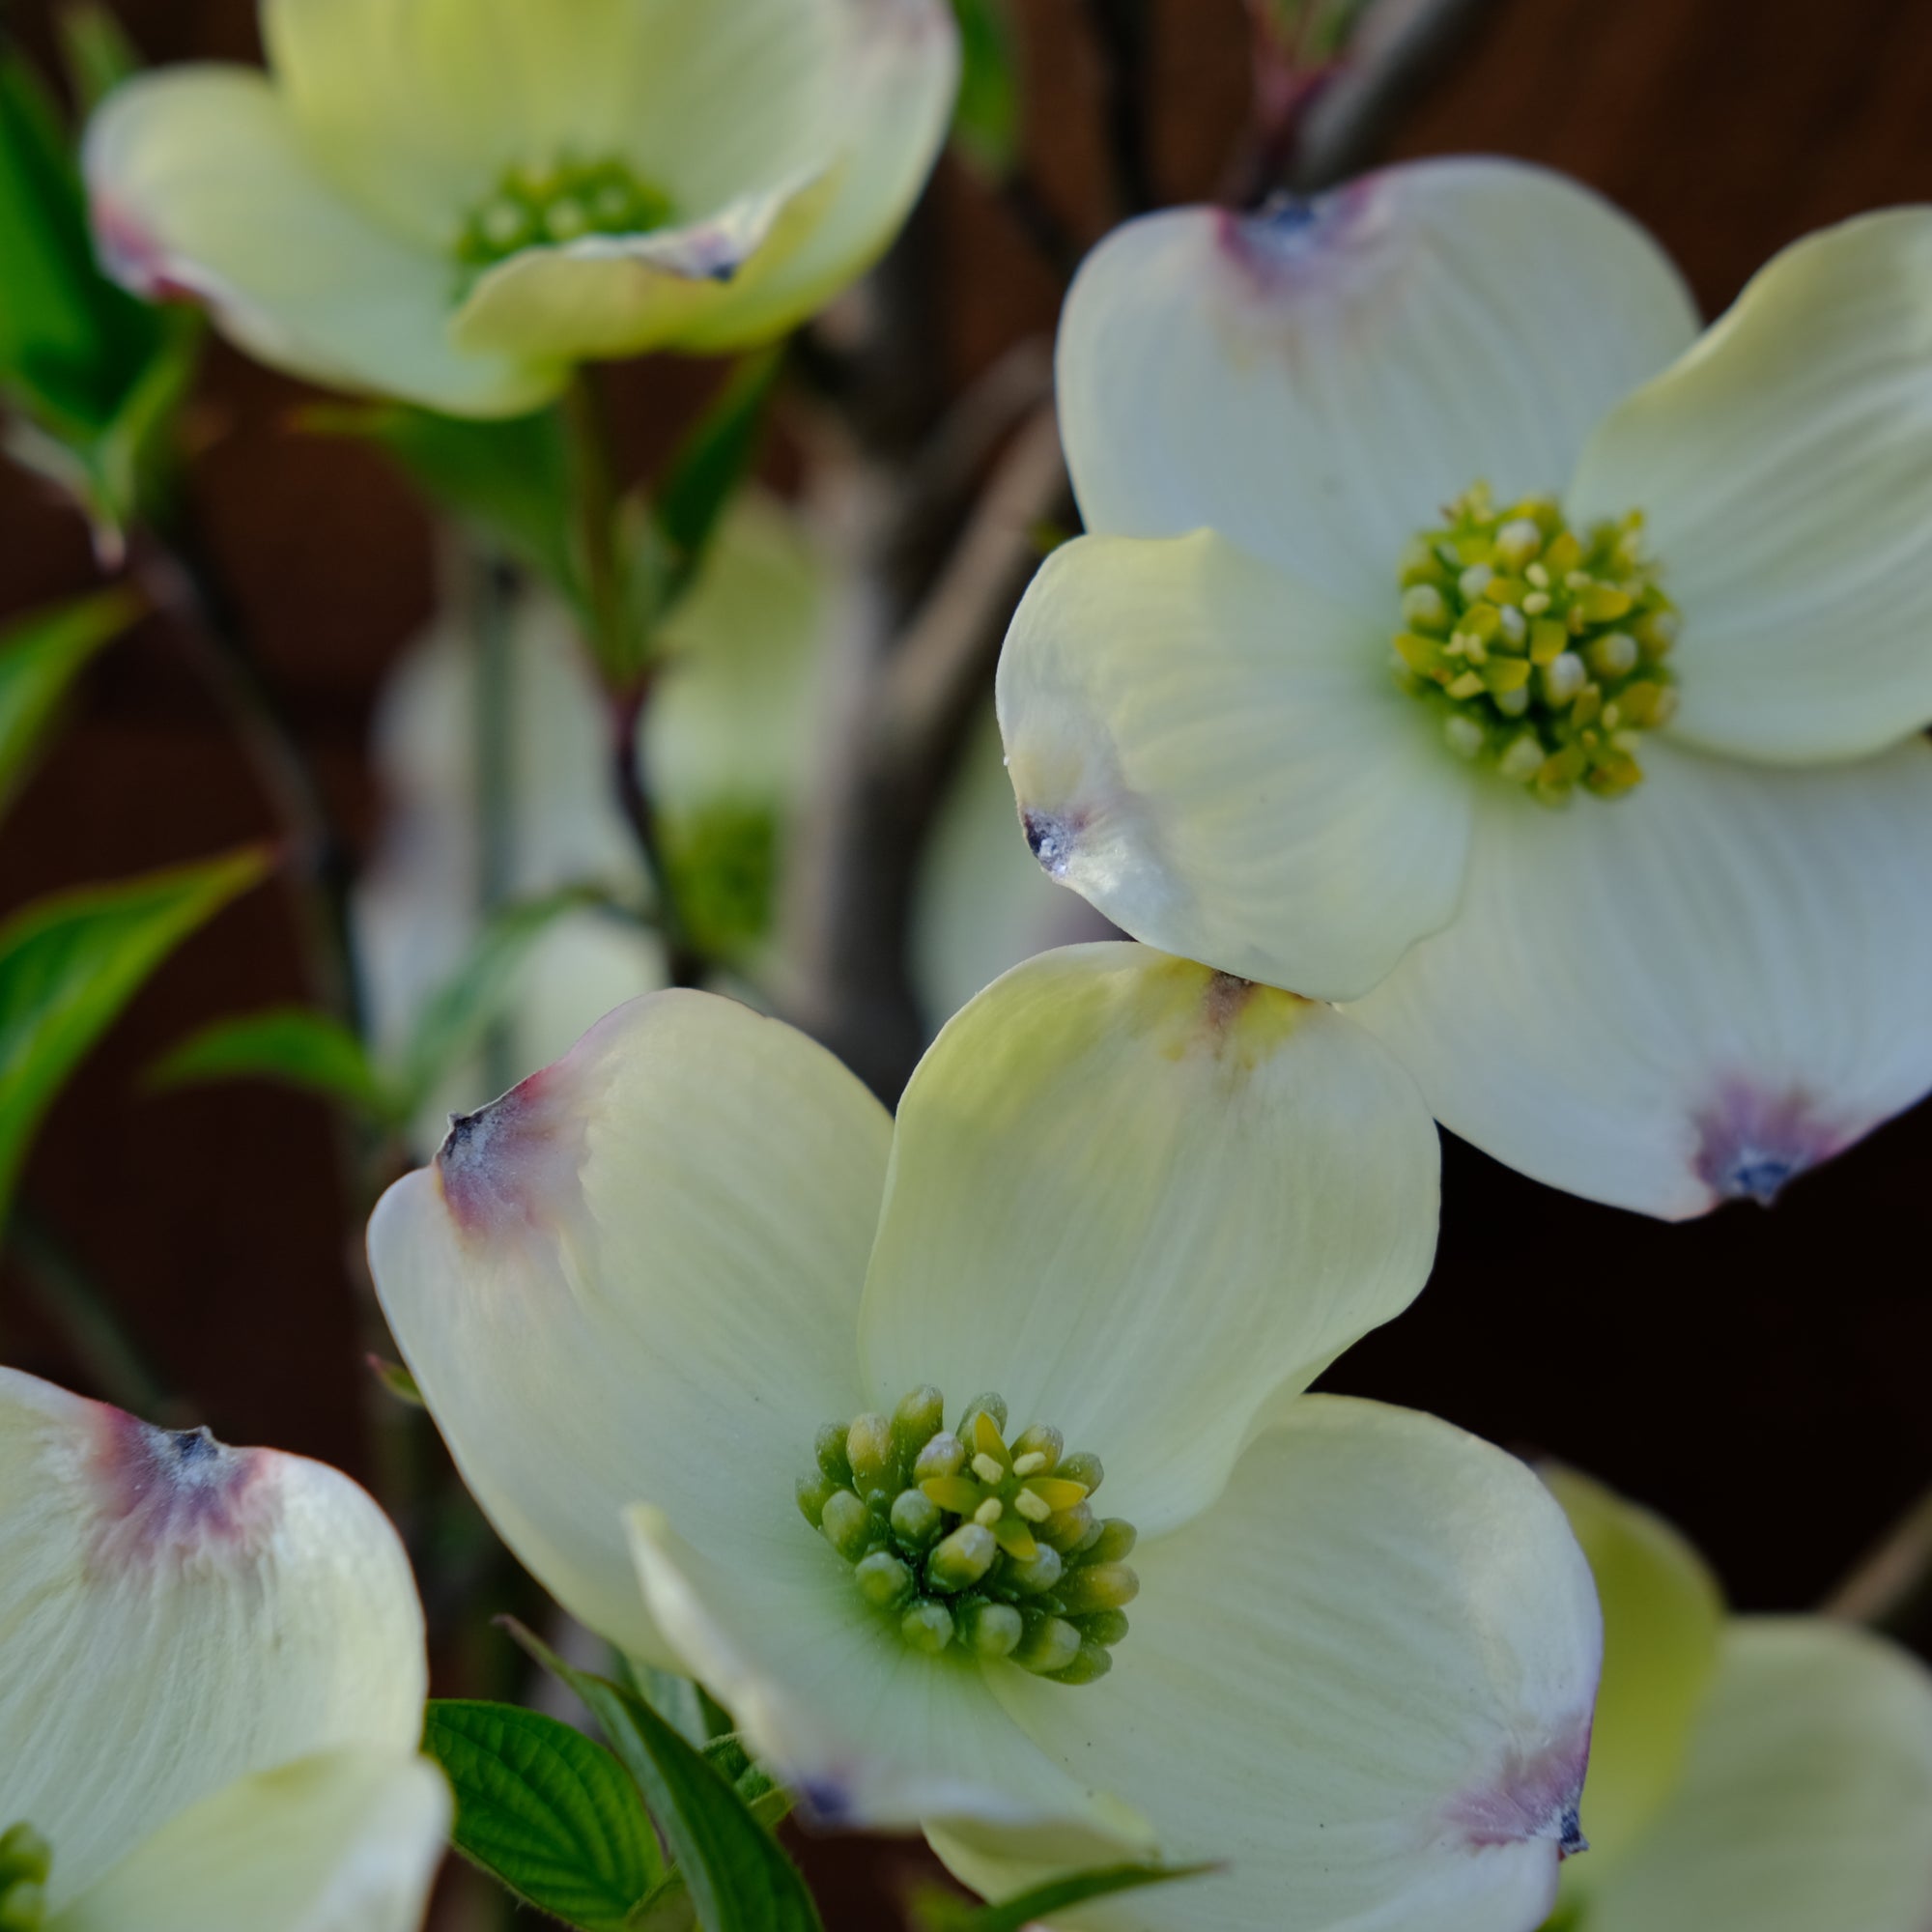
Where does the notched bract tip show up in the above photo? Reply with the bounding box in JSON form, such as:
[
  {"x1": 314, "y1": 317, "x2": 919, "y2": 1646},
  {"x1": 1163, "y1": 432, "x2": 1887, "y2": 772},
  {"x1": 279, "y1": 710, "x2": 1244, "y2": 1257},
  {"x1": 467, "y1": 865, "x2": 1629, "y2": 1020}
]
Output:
[
  {"x1": 436, "y1": 1063, "x2": 586, "y2": 1238},
  {"x1": 1693, "y1": 1081, "x2": 1844, "y2": 1210},
  {"x1": 86, "y1": 1403, "x2": 274, "y2": 1570},
  {"x1": 1022, "y1": 806, "x2": 1081, "y2": 879}
]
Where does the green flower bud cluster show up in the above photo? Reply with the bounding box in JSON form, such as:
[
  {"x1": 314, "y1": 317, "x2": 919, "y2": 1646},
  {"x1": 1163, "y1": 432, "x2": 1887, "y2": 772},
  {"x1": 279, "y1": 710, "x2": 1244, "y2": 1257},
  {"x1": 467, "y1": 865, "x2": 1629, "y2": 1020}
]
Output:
[
  {"x1": 1392, "y1": 483, "x2": 1679, "y2": 804},
  {"x1": 455, "y1": 156, "x2": 676, "y2": 273},
  {"x1": 798, "y1": 1387, "x2": 1138, "y2": 1685},
  {"x1": 0, "y1": 1824, "x2": 50, "y2": 1931}
]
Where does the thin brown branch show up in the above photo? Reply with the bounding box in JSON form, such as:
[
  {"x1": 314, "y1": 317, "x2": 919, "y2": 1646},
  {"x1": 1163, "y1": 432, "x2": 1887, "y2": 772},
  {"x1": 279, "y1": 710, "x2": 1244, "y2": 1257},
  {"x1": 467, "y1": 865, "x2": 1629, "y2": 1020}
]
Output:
[{"x1": 1823, "y1": 1480, "x2": 1932, "y2": 1635}]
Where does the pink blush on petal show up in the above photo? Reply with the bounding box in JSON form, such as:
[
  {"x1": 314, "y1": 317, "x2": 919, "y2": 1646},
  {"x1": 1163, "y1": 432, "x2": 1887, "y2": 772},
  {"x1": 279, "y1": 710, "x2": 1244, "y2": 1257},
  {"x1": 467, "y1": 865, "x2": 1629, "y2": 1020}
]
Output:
[
  {"x1": 1441, "y1": 1709, "x2": 1593, "y2": 1860},
  {"x1": 83, "y1": 1402, "x2": 276, "y2": 1573},
  {"x1": 1692, "y1": 1082, "x2": 1851, "y2": 1208}
]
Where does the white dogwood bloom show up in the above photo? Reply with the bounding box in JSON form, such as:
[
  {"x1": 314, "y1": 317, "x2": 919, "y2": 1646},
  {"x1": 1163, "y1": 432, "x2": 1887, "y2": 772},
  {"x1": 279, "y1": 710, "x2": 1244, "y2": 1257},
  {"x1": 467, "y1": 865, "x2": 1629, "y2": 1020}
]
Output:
[
  {"x1": 0, "y1": 1368, "x2": 446, "y2": 1932},
  {"x1": 368, "y1": 943, "x2": 1604, "y2": 1931},
  {"x1": 1543, "y1": 1468, "x2": 1932, "y2": 1932},
  {"x1": 83, "y1": 0, "x2": 959, "y2": 415},
  {"x1": 998, "y1": 159, "x2": 1932, "y2": 1217}
]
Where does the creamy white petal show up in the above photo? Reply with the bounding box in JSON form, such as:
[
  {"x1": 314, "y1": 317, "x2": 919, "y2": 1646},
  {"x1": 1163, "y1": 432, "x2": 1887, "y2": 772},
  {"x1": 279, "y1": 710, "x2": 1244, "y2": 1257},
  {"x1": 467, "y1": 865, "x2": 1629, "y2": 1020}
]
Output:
[
  {"x1": 85, "y1": 70, "x2": 554, "y2": 416},
  {"x1": 627, "y1": 1506, "x2": 1151, "y2": 1852},
  {"x1": 997, "y1": 531, "x2": 1474, "y2": 1002},
  {"x1": 1057, "y1": 160, "x2": 1699, "y2": 609},
  {"x1": 671, "y1": 0, "x2": 962, "y2": 352},
  {"x1": 935, "y1": 1400, "x2": 1601, "y2": 1932},
  {"x1": 1348, "y1": 738, "x2": 1932, "y2": 1219},
  {"x1": 860, "y1": 945, "x2": 1439, "y2": 1536},
  {"x1": 366, "y1": 991, "x2": 893, "y2": 1662},
  {"x1": 0, "y1": 1369, "x2": 426, "y2": 1908},
  {"x1": 1571, "y1": 210, "x2": 1932, "y2": 764},
  {"x1": 49, "y1": 1748, "x2": 448, "y2": 1932},
  {"x1": 263, "y1": 0, "x2": 838, "y2": 249},
  {"x1": 1580, "y1": 1621, "x2": 1932, "y2": 1932},
  {"x1": 1541, "y1": 1467, "x2": 1723, "y2": 1878}
]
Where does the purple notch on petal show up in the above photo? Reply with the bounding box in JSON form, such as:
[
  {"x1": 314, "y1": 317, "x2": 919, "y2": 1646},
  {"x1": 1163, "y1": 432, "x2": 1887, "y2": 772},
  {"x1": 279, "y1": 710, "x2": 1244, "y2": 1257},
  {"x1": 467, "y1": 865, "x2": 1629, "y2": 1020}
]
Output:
[
  {"x1": 1213, "y1": 174, "x2": 1387, "y2": 296},
  {"x1": 1442, "y1": 1712, "x2": 1593, "y2": 1859},
  {"x1": 437, "y1": 1061, "x2": 590, "y2": 1238},
  {"x1": 1693, "y1": 1082, "x2": 1846, "y2": 1208},
  {"x1": 1022, "y1": 806, "x2": 1082, "y2": 879},
  {"x1": 86, "y1": 1403, "x2": 274, "y2": 1570}
]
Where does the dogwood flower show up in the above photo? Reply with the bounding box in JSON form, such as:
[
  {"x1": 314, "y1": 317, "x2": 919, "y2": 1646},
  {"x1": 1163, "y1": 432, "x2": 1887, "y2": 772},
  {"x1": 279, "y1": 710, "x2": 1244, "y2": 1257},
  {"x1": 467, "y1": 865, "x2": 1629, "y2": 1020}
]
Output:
[
  {"x1": 1541, "y1": 1467, "x2": 1932, "y2": 1932},
  {"x1": 368, "y1": 942, "x2": 1604, "y2": 1931},
  {"x1": 997, "y1": 159, "x2": 1932, "y2": 1218},
  {"x1": 83, "y1": 0, "x2": 959, "y2": 416},
  {"x1": 0, "y1": 1366, "x2": 446, "y2": 1932}
]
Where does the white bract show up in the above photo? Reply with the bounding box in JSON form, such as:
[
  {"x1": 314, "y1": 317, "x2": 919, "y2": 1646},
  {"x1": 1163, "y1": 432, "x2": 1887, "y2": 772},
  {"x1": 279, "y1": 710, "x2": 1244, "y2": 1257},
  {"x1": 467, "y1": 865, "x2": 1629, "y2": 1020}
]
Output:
[
  {"x1": 83, "y1": 0, "x2": 959, "y2": 415},
  {"x1": 997, "y1": 158, "x2": 1932, "y2": 1218},
  {"x1": 0, "y1": 1367, "x2": 446, "y2": 1932},
  {"x1": 1543, "y1": 1468, "x2": 1932, "y2": 1932},
  {"x1": 368, "y1": 942, "x2": 1604, "y2": 1931}
]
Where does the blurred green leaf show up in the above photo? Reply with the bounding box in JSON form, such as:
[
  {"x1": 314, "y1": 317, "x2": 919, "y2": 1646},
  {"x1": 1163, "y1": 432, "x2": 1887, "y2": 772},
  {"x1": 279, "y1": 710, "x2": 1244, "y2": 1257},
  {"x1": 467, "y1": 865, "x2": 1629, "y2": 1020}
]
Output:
[
  {"x1": 147, "y1": 1003, "x2": 396, "y2": 1122},
  {"x1": 0, "y1": 588, "x2": 142, "y2": 816},
  {"x1": 950, "y1": 0, "x2": 1021, "y2": 177},
  {"x1": 0, "y1": 845, "x2": 270, "y2": 1227},
  {"x1": 397, "y1": 885, "x2": 613, "y2": 1109},
  {"x1": 508, "y1": 1619, "x2": 825, "y2": 1932},
  {"x1": 914, "y1": 1861, "x2": 1216, "y2": 1932},
  {"x1": 639, "y1": 349, "x2": 782, "y2": 623},
  {"x1": 305, "y1": 401, "x2": 582, "y2": 606},
  {"x1": 425, "y1": 1699, "x2": 666, "y2": 1932},
  {"x1": 367, "y1": 1353, "x2": 425, "y2": 1406},
  {"x1": 56, "y1": 2, "x2": 143, "y2": 115}
]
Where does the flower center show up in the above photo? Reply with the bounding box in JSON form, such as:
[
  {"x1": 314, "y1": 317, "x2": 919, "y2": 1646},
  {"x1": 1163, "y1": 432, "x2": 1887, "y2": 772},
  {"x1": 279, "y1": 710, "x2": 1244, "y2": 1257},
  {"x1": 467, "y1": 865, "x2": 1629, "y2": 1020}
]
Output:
[
  {"x1": 454, "y1": 156, "x2": 675, "y2": 272},
  {"x1": 0, "y1": 1823, "x2": 51, "y2": 1929},
  {"x1": 798, "y1": 1387, "x2": 1138, "y2": 1684},
  {"x1": 1391, "y1": 484, "x2": 1679, "y2": 803}
]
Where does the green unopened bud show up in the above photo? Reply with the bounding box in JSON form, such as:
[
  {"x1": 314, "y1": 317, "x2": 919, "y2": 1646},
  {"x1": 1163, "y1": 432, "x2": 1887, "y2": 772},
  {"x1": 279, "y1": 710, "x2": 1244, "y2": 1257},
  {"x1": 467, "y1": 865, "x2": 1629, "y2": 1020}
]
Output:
[
  {"x1": 1056, "y1": 1562, "x2": 1140, "y2": 1616},
  {"x1": 1010, "y1": 1423, "x2": 1063, "y2": 1473},
  {"x1": 854, "y1": 1551, "x2": 914, "y2": 1609},
  {"x1": 1083, "y1": 1518, "x2": 1138, "y2": 1566},
  {"x1": 1051, "y1": 1640, "x2": 1114, "y2": 1686},
  {"x1": 957, "y1": 1598, "x2": 1023, "y2": 1659},
  {"x1": 847, "y1": 1413, "x2": 896, "y2": 1498},
  {"x1": 1038, "y1": 1501, "x2": 1095, "y2": 1551},
  {"x1": 914, "y1": 1432, "x2": 965, "y2": 1482},
  {"x1": 892, "y1": 1385, "x2": 947, "y2": 1465},
  {"x1": 1012, "y1": 1612, "x2": 1081, "y2": 1676},
  {"x1": 1057, "y1": 1451, "x2": 1103, "y2": 1495},
  {"x1": 1004, "y1": 1542, "x2": 1065, "y2": 1596},
  {"x1": 0, "y1": 1880, "x2": 46, "y2": 1931},
  {"x1": 956, "y1": 1392, "x2": 1008, "y2": 1439},
  {"x1": 0, "y1": 1830, "x2": 50, "y2": 1886},
  {"x1": 890, "y1": 1488, "x2": 943, "y2": 1550},
  {"x1": 1076, "y1": 1608, "x2": 1130, "y2": 1647},
  {"x1": 926, "y1": 1522, "x2": 998, "y2": 1593},
  {"x1": 815, "y1": 1423, "x2": 853, "y2": 1486},
  {"x1": 796, "y1": 1471, "x2": 838, "y2": 1528},
  {"x1": 820, "y1": 1489, "x2": 872, "y2": 1562},
  {"x1": 900, "y1": 1599, "x2": 954, "y2": 1654}
]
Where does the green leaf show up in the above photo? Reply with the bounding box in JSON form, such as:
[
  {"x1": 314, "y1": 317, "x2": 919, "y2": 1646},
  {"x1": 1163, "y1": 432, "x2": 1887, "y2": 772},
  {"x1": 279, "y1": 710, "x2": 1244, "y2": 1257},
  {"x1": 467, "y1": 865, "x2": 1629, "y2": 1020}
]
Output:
[
  {"x1": 507, "y1": 1619, "x2": 826, "y2": 1932},
  {"x1": 367, "y1": 1354, "x2": 426, "y2": 1407},
  {"x1": 0, "y1": 845, "x2": 270, "y2": 1227},
  {"x1": 305, "y1": 401, "x2": 582, "y2": 606},
  {"x1": 949, "y1": 0, "x2": 1021, "y2": 177},
  {"x1": 147, "y1": 1004, "x2": 396, "y2": 1122},
  {"x1": 424, "y1": 1699, "x2": 665, "y2": 1932},
  {"x1": 57, "y1": 2, "x2": 143, "y2": 115},
  {"x1": 0, "y1": 589, "x2": 143, "y2": 816},
  {"x1": 640, "y1": 349, "x2": 782, "y2": 621},
  {"x1": 914, "y1": 1861, "x2": 1217, "y2": 1932},
  {"x1": 396, "y1": 885, "x2": 615, "y2": 1109}
]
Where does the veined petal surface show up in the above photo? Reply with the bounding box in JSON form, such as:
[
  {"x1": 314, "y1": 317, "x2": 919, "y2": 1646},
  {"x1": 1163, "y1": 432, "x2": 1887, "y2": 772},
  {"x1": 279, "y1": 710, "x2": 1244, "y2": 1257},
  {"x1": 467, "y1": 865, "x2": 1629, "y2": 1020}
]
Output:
[
  {"x1": 367, "y1": 991, "x2": 893, "y2": 1662},
  {"x1": 1057, "y1": 160, "x2": 1698, "y2": 610},
  {"x1": 0, "y1": 1369, "x2": 427, "y2": 1908},
  {"x1": 1572, "y1": 210, "x2": 1932, "y2": 764},
  {"x1": 1579, "y1": 1621, "x2": 1932, "y2": 1932},
  {"x1": 860, "y1": 946, "x2": 1440, "y2": 1537},
  {"x1": 1541, "y1": 1468, "x2": 1723, "y2": 1878},
  {"x1": 997, "y1": 531, "x2": 1473, "y2": 1002},
  {"x1": 627, "y1": 1506, "x2": 1150, "y2": 1852},
  {"x1": 1348, "y1": 739, "x2": 1932, "y2": 1219},
  {"x1": 84, "y1": 70, "x2": 554, "y2": 416},
  {"x1": 938, "y1": 1400, "x2": 1601, "y2": 1932},
  {"x1": 50, "y1": 1748, "x2": 449, "y2": 1932}
]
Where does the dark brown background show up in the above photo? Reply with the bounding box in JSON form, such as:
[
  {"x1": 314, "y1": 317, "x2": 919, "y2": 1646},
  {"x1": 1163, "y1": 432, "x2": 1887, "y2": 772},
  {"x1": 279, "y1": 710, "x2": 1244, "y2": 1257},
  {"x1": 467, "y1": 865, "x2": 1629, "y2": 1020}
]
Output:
[{"x1": 3, "y1": 1, "x2": 1930, "y2": 1925}]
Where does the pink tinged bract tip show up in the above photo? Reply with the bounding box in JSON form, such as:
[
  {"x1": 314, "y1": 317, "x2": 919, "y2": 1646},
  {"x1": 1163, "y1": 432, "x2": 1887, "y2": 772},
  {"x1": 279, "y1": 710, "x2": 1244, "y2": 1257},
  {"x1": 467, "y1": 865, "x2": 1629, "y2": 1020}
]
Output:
[
  {"x1": 85, "y1": 1403, "x2": 275, "y2": 1571},
  {"x1": 1212, "y1": 174, "x2": 1389, "y2": 296},
  {"x1": 436, "y1": 1063, "x2": 584, "y2": 1237},
  {"x1": 1693, "y1": 1082, "x2": 1848, "y2": 1208},
  {"x1": 1022, "y1": 807, "x2": 1081, "y2": 878},
  {"x1": 88, "y1": 195, "x2": 196, "y2": 304},
  {"x1": 1442, "y1": 1712, "x2": 1593, "y2": 1861}
]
